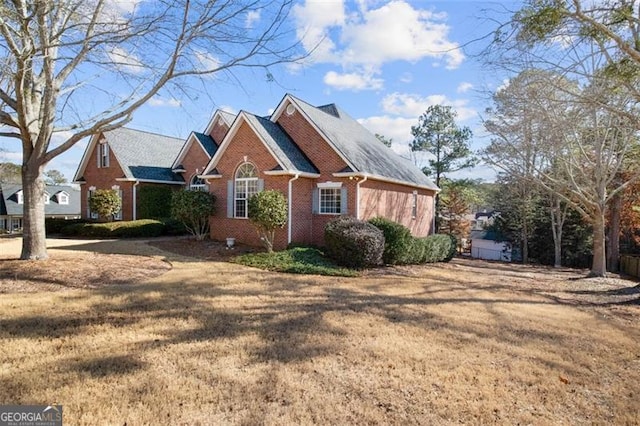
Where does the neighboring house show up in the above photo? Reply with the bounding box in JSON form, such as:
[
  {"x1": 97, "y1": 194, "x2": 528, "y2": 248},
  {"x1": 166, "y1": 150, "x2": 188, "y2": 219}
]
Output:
[
  {"x1": 470, "y1": 229, "x2": 511, "y2": 262},
  {"x1": 0, "y1": 184, "x2": 81, "y2": 232},
  {"x1": 471, "y1": 209, "x2": 498, "y2": 231},
  {"x1": 200, "y1": 94, "x2": 439, "y2": 249},
  {"x1": 73, "y1": 94, "x2": 439, "y2": 249},
  {"x1": 74, "y1": 128, "x2": 188, "y2": 221}
]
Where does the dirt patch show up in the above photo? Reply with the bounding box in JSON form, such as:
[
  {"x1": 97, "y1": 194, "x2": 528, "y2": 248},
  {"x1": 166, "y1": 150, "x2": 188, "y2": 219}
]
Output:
[
  {"x1": 0, "y1": 251, "x2": 171, "y2": 293},
  {"x1": 150, "y1": 237, "x2": 259, "y2": 260}
]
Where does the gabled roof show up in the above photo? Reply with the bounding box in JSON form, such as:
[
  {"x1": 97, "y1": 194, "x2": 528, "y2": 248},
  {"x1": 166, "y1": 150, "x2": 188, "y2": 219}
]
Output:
[
  {"x1": 243, "y1": 113, "x2": 318, "y2": 175},
  {"x1": 0, "y1": 184, "x2": 81, "y2": 216},
  {"x1": 171, "y1": 131, "x2": 219, "y2": 170},
  {"x1": 203, "y1": 111, "x2": 319, "y2": 177},
  {"x1": 203, "y1": 109, "x2": 237, "y2": 136},
  {"x1": 274, "y1": 94, "x2": 438, "y2": 191},
  {"x1": 74, "y1": 127, "x2": 184, "y2": 184},
  {"x1": 470, "y1": 230, "x2": 506, "y2": 242}
]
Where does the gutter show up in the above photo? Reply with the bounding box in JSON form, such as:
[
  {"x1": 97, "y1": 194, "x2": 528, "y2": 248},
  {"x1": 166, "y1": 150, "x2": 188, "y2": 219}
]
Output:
[
  {"x1": 133, "y1": 181, "x2": 140, "y2": 220},
  {"x1": 287, "y1": 173, "x2": 300, "y2": 244}
]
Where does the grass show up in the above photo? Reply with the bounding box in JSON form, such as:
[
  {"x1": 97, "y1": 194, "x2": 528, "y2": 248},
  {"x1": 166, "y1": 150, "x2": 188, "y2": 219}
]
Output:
[
  {"x1": 233, "y1": 246, "x2": 359, "y2": 277},
  {"x1": 0, "y1": 238, "x2": 639, "y2": 424}
]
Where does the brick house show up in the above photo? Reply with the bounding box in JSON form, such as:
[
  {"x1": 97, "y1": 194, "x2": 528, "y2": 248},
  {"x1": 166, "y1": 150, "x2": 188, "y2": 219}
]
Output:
[
  {"x1": 200, "y1": 94, "x2": 439, "y2": 249},
  {"x1": 74, "y1": 94, "x2": 438, "y2": 249},
  {"x1": 73, "y1": 128, "x2": 186, "y2": 221}
]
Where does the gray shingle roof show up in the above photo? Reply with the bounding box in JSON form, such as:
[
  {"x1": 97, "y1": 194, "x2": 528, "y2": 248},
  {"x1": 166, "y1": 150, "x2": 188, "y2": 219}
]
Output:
[
  {"x1": 290, "y1": 96, "x2": 439, "y2": 190},
  {"x1": 244, "y1": 113, "x2": 319, "y2": 175},
  {"x1": 0, "y1": 184, "x2": 81, "y2": 216},
  {"x1": 103, "y1": 128, "x2": 184, "y2": 182},
  {"x1": 193, "y1": 132, "x2": 218, "y2": 156}
]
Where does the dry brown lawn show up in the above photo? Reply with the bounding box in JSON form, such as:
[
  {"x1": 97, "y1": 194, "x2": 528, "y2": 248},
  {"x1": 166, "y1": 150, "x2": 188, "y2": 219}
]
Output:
[{"x1": 1, "y1": 237, "x2": 639, "y2": 425}]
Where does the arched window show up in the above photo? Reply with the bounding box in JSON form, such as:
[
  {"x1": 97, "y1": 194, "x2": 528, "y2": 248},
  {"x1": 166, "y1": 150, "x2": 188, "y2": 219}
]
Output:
[
  {"x1": 234, "y1": 163, "x2": 258, "y2": 218},
  {"x1": 190, "y1": 174, "x2": 207, "y2": 191}
]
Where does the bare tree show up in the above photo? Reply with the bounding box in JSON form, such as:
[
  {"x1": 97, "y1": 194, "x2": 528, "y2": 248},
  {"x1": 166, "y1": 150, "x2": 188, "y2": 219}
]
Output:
[
  {"x1": 484, "y1": 69, "x2": 640, "y2": 276},
  {"x1": 0, "y1": 0, "x2": 303, "y2": 259}
]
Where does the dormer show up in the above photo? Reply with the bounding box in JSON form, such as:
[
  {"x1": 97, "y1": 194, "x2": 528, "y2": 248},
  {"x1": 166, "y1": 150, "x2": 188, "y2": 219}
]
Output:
[
  {"x1": 56, "y1": 191, "x2": 70, "y2": 205},
  {"x1": 15, "y1": 190, "x2": 23, "y2": 204}
]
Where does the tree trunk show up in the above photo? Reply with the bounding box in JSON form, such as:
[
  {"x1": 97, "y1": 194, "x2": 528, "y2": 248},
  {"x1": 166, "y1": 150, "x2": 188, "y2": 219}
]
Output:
[
  {"x1": 607, "y1": 192, "x2": 622, "y2": 273},
  {"x1": 20, "y1": 164, "x2": 48, "y2": 260},
  {"x1": 590, "y1": 211, "x2": 607, "y2": 277},
  {"x1": 521, "y1": 219, "x2": 529, "y2": 264}
]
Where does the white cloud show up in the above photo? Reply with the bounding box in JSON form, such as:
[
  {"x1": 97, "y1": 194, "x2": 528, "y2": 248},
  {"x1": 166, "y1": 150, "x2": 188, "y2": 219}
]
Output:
[
  {"x1": 194, "y1": 50, "x2": 221, "y2": 73},
  {"x1": 292, "y1": 0, "x2": 464, "y2": 91},
  {"x1": 107, "y1": 47, "x2": 144, "y2": 74},
  {"x1": 399, "y1": 72, "x2": 413, "y2": 83},
  {"x1": 457, "y1": 82, "x2": 473, "y2": 93},
  {"x1": 496, "y1": 78, "x2": 510, "y2": 93},
  {"x1": 381, "y1": 92, "x2": 477, "y2": 121},
  {"x1": 149, "y1": 97, "x2": 182, "y2": 108},
  {"x1": 323, "y1": 71, "x2": 383, "y2": 91},
  {"x1": 245, "y1": 10, "x2": 261, "y2": 28}
]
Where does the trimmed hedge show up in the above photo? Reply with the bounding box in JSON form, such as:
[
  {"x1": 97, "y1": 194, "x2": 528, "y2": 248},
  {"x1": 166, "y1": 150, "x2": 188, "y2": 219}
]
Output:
[
  {"x1": 60, "y1": 219, "x2": 166, "y2": 238},
  {"x1": 368, "y1": 217, "x2": 413, "y2": 265},
  {"x1": 45, "y1": 218, "x2": 86, "y2": 234},
  {"x1": 138, "y1": 186, "x2": 174, "y2": 219},
  {"x1": 324, "y1": 216, "x2": 384, "y2": 268}
]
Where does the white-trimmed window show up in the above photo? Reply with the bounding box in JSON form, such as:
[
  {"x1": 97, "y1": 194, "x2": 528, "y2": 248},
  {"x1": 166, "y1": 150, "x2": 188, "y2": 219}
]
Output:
[
  {"x1": 412, "y1": 191, "x2": 418, "y2": 219},
  {"x1": 112, "y1": 185, "x2": 123, "y2": 220},
  {"x1": 190, "y1": 175, "x2": 208, "y2": 191},
  {"x1": 234, "y1": 163, "x2": 259, "y2": 218},
  {"x1": 314, "y1": 182, "x2": 345, "y2": 215},
  {"x1": 87, "y1": 187, "x2": 98, "y2": 219},
  {"x1": 57, "y1": 191, "x2": 69, "y2": 205},
  {"x1": 98, "y1": 142, "x2": 109, "y2": 168}
]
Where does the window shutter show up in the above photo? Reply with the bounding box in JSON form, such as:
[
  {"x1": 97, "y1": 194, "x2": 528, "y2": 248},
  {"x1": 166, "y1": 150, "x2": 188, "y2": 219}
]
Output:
[
  {"x1": 312, "y1": 188, "x2": 319, "y2": 214},
  {"x1": 105, "y1": 144, "x2": 110, "y2": 167},
  {"x1": 86, "y1": 191, "x2": 91, "y2": 217},
  {"x1": 96, "y1": 145, "x2": 100, "y2": 168},
  {"x1": 227, "y1": 180, "x2": 234, "y2": 218},
  {"x1": 340, "y1": 188, "x2": 348, "y2": 214},
  {"x1": 257, "y1": 179, "x2": 264, "y2": 192}
]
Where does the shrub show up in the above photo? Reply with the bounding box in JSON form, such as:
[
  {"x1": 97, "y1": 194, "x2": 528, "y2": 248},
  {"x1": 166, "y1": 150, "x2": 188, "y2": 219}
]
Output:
[
  {"x1": 405, "y1": 234, "x2": 457, "y2": 264},
  {"x1": 45, "y1": 218, "x2": 86, "y2": 234},
  {"x1": 89, "y1": 189, "x2": 121, "y2": 222},
  {"x1": 60, "y1": 219, "x2": 166, "y2": 238},
  {"x1": 171, "y1": 190, "x2": 216, "y2": 240},
  {"x1": 158, "y1": 217, "x2": 187, "y2": 236},
  {"x1": 324, "y1": 216, "x2": 384, "y2": 268},
  {"x1": 138, "y1": 186, "x2": 174, "y2": 219},
  {"x1": 248, "y1": 190, "x2": 288, "y2": 253},
  {"x1": 368, "y1": 217, "x2": 413, "y2": 264}
]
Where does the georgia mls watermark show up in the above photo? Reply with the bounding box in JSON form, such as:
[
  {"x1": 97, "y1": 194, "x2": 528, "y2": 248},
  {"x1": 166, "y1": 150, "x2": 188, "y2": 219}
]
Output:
[{"x1": 0, "y1": 405, "x2": 62, "y2": 426}]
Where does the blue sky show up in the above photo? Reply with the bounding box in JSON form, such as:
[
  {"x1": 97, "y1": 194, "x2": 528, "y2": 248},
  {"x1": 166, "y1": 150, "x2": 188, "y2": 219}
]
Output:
[{"x1": 1, "y1": 0, "x2": 521, "y2": 183}]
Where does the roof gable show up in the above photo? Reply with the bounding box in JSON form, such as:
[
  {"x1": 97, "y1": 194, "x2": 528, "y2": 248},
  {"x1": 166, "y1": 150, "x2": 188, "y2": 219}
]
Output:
[
  {"x1": 74, "y1": 127, "x2": 185, "y2": 183},
  {"x1": 203, "y1": 109, "x2": 237, "y2": 136},
  {"x1": 171, "y1": 131, "x2": 218, "y2": 169},
  {"x1": 202, "y1": 112, "x2": 319, "y2": 177}
]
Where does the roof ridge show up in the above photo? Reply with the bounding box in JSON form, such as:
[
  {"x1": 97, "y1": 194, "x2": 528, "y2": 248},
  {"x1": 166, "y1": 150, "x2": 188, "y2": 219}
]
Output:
[{"x1": 114, "y1": 126, "x2": 184, "y2": 141}]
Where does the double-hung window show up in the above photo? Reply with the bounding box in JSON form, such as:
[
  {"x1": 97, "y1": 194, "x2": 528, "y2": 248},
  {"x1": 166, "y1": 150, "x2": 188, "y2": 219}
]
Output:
[
  {"x1": 234, "y1": 163, "x2": 259, "y2": 218},
  {"x1": 314, "y1": 182, "x2": 345, "y2": 215}
]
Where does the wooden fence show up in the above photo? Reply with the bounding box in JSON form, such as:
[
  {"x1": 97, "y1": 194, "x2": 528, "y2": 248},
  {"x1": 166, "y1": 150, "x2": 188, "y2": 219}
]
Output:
[{"x1": 620, "y1": 255, "x2": 640, "y2": 278}]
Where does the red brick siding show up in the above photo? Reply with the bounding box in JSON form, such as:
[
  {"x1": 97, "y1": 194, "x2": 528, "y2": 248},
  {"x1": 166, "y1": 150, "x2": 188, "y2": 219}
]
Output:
[
  {"x1": 359, "y1": 179, "x2": 435, "y2": 237},
  {"x1": 210, "y1": 121, "x2": 230, "y2": 144},
  {"x1": 80, "y1": 136, "x2": 136, "y2": 220},
  {"x1": 208, "y1": 121, "x2": 291, "y2": 249},
  {"x1": 180, "y1": 139, "x2": 211, "y2": 187}
]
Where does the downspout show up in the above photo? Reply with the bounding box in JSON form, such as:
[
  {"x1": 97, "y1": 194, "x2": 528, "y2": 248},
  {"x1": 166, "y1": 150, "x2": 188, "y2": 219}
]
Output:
[
  {"x1": 133, "y1": 181, "x2": 140, "y2": 220},
  {"x1": 288, "y1": 173, "x2": 300, "y2": 244},
  {"x1": 355, "y1": 175, "x2": 368, "y2": 220}
]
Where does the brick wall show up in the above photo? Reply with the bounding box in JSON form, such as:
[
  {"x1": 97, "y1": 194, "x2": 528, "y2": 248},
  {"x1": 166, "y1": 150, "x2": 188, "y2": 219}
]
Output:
[
  {"x1": 210, "y1": 120, "x2": 230, "y2": 144},
  {"x1": 359, "y1": 179, "x2": 435, "y2": 237},
  {"x1": 80, "y1": 136, "x2": 136, "y2": 220},
  {"x1": 180, "y1": 138, "x2": 211, "y2": 187}
]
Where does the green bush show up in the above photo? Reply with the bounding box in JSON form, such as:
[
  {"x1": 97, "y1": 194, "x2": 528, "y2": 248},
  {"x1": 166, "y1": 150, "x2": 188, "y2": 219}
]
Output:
[
  {"x1": 171, "y1": 190, "x2": 216, "y2": 240},
  {"x1": 138, "y1": 186, "x2": 174, "y2": 219},
  {"x1": 45, "y1": 218, "x2": 86, "y2": 234},
  {"x1": 324, "y1": 216, "x2": 384, "y2": 268},
  {"x1": 60, "y1": 219, "x2": 166, "y2": 238},
  {"x1": 248, "y1": 190, "x2": 288, "y2": 253},
  {"x1": 89, "y1": 189, "x2": 121, "y2": 221},
  {"x1": 405, "y1": 234, "x2": 457, "y2": 264},
  {"x1": 368, "y1": 217, "x2": 413, "y2": 264},
  {"x1": 158, "y1": 217, "x2": 187, "y2": 236}
]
